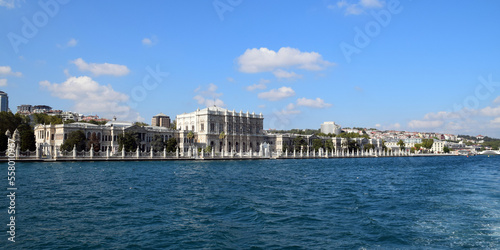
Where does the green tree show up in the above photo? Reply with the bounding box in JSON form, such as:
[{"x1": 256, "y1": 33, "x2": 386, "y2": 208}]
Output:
[
  {"x1": 382, "y1": 140, "x2": 388, "y2": 152},
  {"x1": 165, "y1": 137, "x2": 177, "y2": 152},
  {"x1": 347, "y1": 139, "x2": 360, "y2": 153},
  {"x1": 0, "y1": 112, "x2": 29, "y2": 151},
  {"x1": 60, "y1": 130, "x2": 87, "y2": 152},
  {"x1": 186, "y1": 131, "x2": 194, "y2": 147},
  {"x1": 219, "y1": 131, "x2": 226, "y2": 151},
  {"x1": 422, "y1": 139, "x2": 434, "y2": 149},
  {"x1": 18, "y1": 123, "x2": 36, "y2": 151},
  {"x1": 118, "y1": 132, "x2": 140, "y2": 152},
  {"x1": 87, "y1": 120, "x2": 107, "y2": 125},
  {"x1": 204, "y1": 145, "x2": 212, "y2": 153},
  {"x1": 293, "y1": 136, "x2": 307, "y2": 151},
  {"x1": 397, "y1": 139, "x2": 405, "y2": 151},
  {"x1": 33, "y1": 113, "x2": 63, "y2": 125},
  {"x1": 87, "y1": 132, "x2": 100, "y2": 151},
  {"x1": 363, "y1": 143, "x2": 374, "y2": 151},
  {"x1": 64, "y1": 119, "x2": 76, "y2": 124},
  {"x1": 150, "y1": 135, "x2": 165, "y2": 151},
  {"x1": 312, "y1": 139, "x2": 324, "y2": 152},
  {"x1": 134, "y1": 121, "x2": 149, "y2": 127},
  {"x1": 325, "y1": 140, "x2": 334, "y2": 151},
  {"x1": 443, "y1": 146, "x2": 450, "y2": 153},
  {"x1": 414, "y1": 143, "x2": 421, "y2": 151}
]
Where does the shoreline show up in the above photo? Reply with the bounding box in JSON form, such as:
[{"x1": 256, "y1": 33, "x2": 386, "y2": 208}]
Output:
[{"x1": 0, "y1": 153, "x2": 463, "y2": 163}]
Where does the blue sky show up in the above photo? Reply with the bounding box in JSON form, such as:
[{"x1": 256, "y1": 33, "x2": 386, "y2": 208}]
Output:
[{"x1": 1, "y1": 0, "x2": 500, "y2": 137}]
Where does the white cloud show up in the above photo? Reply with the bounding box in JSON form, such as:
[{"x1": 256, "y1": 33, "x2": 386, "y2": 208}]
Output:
[
  {"x1": 0, "y1": 0, "x2": 21, "y2": 9},
  {"x1": 193, "y1": 83, "x2": 225, "y2": 107},
  {"x1": 408, "y1": 120, "x2": 444, "y2": 129},
  {"x1": 0, "y1": 79, "x2": 7, "y2": 86},
  {"x1": 237, "y1": 47, "x2": 334, "y2": 76},
  {"x1": 345, "y1": 4, "x2": 364, "y2": 15},
  {"x1": 296, "y1": 97, "x2": 332, "y2": 108},
  {"x1": 0, "y1": 66, "x2": 22, "y2": 77},
  {"x1": 423, "y1": 111, "x2": 462, "y2": 120},
  {"x1": 272, "y1": 69, "x2": 302, "y2": 79},
  {"x1": 67, "y1": 38, "x2": 77, "y2": 47},
  {"x1": 360, "y1": 0, "x2": 384, "y2": 8},
  {"x1": 269, "y1": 103, "x2": 302, "y2": 129},
  {"x1": 335, "y1": 0, "x2": 384, "y2": 15},
  {"x1": 57, "y1": 38, "x2": 78, "y2": 49},
  {"x1": 71, "y1": 58, "x2": 130, "y2": 77},
  {"x1": 142, "y1": 35, "x2": 158, "y2": 46},
  {"x1": 227, "y1": 77, "x2": 235, "y2": 83},
  {"x1": 494, "y1": 96, "x2": 500, "y2": 104},
  {"x1": 258, "y1": 86, "x2": 295, "y2": 101},
  {"x1": 337, "y1": 0, "x2": 348, "y2": 8},
  {"x1": 246, "y1": 79, "x2": 270, "y2": 91},
  {"x1": 277, "y1": 103, "x2": 301, "y2": 115},
  {"x1": 490, "y1": 117, "x2": 500, "y2": 127},
  {"x1": 480, "y1": 106, "x2": 500, "y2": 117},
  {"x1": 39, "y1": 76, "x2": 141, "y2": 120}
]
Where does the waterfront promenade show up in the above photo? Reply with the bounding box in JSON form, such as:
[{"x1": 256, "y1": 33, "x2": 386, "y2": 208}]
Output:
[{"x1": 1, "y1": 147, "x2": 456, "y2": 162}]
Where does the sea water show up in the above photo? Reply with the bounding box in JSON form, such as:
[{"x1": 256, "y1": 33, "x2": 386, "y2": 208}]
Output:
[{"x1": 4, "y1": 156, "x2": 499, "y2": 249}]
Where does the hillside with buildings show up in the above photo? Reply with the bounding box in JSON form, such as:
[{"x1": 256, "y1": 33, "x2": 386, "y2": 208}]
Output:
[{"x1": 0, "y1": 90, "x2": 497, "y2": 157}]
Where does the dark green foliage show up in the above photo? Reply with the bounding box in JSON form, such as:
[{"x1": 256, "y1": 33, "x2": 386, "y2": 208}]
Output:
[
  {"x1": 86, "y1": 120, "x2": 107, "y2": 125},
  {"x1": 63, "y1": 119, "x2": 76, "y2": 124},
  {"x1": 397, "y1": 139, "x2": 405, "y2": 151},
  {"x1": 325, "y1": 140, "x2": 334, "y2": 151},
  {"x1": 363, "y1": 143, "x2": 375, "y2": 151},
  {"x1": 422, "y1": 139, "x2": 434, "y2": 149},
  {"x1": 481, "y1": 137, "x2": 500, "y2": 150},
  {"x1": 60, "y1": 130, "x2": 87, "y2": 151},
  {"x1": 443, "y1": 146, "x2": 450, "y2": 153},
  {"x1": 150, "y1": 135, "x2": 165, "y2": 151},
  {"x1": 33, "y1": 113, "x2": 63, "y2": 125},
  {"x1": 346, "y1": 139, "x2": 360, "y2": 152},
  {"x1": 134, "y1": 122, "x2": 149, "y2": 127},
  {"x1": 0, "y1": 111, "x2": 32, "y2": 151},
  {"x1": 337, "y1": 132, "x2": 370, "y2": 139},
  {"x1": 118, "y1": 132, "x2": 140, "y2": 152},
  {"x1": 272, "y1": 129, "x2": 320, "y2": 135},
  {"x1": 18, "y1": 123, "x2": 36, "y2": 151},
  {"x1": 312, "y1": 139, "x2": 324, "y2": 152},
  {"x1": 293, "y1": 136, "x2": 308, "y2": 151},
  {"x1": 165, "y1": 137, "x2": 177, "y2": 152},
  {"x1": 87, "y1": 132, "x2": 100, "y2": 151}
]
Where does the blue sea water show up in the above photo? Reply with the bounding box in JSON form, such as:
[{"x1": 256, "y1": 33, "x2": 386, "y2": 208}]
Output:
[{"x1": 3, "y1": 156, "x2": 500, "y2": 249}]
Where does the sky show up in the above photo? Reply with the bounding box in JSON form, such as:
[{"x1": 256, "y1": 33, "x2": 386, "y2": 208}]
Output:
[{"x1": 1, "y1": 0, "x2": 500, "y2": 137}]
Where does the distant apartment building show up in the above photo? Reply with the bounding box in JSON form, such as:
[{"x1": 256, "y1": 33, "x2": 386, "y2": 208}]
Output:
[
  {"x1": 17, "y1": 104, "x2": 32, "y2": 113},
  {"x1": 0, "y1": 91, "x2": 8, "y2": 112},
  {"x1": 176, "y1": 106, "x2": 265, "y2": 153},
  {"x1": 320, "y1": 121, "x2": 342, "y2": 135},
  {"x1": 32, "y1": 105, "x2": 52, "y2": 113},
  {"x1": 151, "y1": 113, "x2": 171, "y2": 128}
]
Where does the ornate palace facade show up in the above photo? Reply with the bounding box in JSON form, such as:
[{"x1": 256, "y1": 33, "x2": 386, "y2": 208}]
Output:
[{"x1": 176, "y1": 106, "x2": 265, "y2": 153}]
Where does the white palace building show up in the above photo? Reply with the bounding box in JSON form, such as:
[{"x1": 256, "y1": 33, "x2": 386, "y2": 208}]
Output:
[{"x1": 176, "y1": 106, "x2": 265, "y2": 154}]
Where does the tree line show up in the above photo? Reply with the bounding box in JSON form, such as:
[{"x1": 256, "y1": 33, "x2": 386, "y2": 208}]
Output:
[{"x1": 0, "y1": 112, "x2": 36, "y2": 152}]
